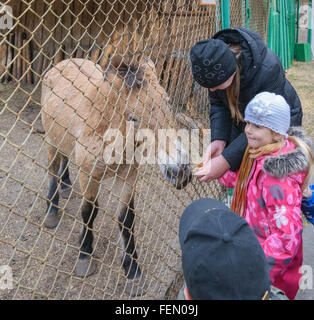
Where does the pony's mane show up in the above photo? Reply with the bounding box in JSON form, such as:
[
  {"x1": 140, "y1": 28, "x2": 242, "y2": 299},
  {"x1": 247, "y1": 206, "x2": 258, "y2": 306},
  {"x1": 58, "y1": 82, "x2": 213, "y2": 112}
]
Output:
[{"x1": 106, "y1": 55, "x2": 146, "y2": 89}]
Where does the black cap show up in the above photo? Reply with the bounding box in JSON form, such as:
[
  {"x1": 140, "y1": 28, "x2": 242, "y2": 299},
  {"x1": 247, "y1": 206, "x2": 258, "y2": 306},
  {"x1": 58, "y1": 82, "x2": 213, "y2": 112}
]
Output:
[
  {"x1": 179, "y1": 198, "x2": 270, "y2": 300},
  {"x1": 190, "y1": 38, "x2": 236, "y2": 88}
]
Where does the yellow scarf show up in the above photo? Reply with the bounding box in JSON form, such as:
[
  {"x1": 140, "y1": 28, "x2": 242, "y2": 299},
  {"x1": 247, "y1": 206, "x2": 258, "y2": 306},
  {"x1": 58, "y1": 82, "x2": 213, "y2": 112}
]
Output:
[{"x1": 231, "y1": 140, "x2": 285, "y2": 217}]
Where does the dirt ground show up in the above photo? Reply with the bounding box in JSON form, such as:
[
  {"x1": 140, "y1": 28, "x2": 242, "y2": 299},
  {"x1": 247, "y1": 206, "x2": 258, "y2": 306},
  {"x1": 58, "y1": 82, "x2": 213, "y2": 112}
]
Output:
[
  {"x1": 0, "y1": 82, "x2": 222, "y2": 300},
  {"x1": 286, "y1": 60, "x2": 314, "y2": 141}
]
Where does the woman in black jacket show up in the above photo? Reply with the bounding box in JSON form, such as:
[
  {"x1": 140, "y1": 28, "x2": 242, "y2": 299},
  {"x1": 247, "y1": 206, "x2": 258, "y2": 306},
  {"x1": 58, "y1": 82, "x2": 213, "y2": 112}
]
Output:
[{"x1": 191, "y1": 27, "x2": 302, "y2": 182}]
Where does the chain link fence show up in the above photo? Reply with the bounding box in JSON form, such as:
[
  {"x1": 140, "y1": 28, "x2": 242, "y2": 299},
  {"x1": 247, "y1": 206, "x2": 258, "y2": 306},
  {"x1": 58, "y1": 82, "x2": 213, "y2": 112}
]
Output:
[{"x1": 0, "y1": 0, "x2": 268, "y2": 300}]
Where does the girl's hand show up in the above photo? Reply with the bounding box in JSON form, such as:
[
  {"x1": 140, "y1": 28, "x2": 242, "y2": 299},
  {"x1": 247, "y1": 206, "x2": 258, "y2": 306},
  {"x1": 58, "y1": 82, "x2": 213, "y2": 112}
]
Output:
[
  {"x1": 203, "y1": 140, "x2": 226, "y2": 165},
  {"x1": 194, "y1": 155, "x2": 230, "y2": 183}
]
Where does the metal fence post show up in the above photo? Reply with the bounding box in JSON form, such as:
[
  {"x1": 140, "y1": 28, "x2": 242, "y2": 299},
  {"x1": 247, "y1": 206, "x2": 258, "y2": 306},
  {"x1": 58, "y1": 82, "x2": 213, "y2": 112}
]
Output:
[
  {"x1": 221, "y1": 0, "x2": 230, "y2": 29},
  {"x1": 245, "y1": 0, "x2": 250, "y2": 28},
  {"x1": 309, "y1": 0, "x2": 312, "y2": 44}
]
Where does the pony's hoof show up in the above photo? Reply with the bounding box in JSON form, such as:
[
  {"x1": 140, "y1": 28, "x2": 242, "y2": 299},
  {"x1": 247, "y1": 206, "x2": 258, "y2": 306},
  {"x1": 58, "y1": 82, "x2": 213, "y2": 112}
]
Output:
[
  {"x1": 75, "y1": 258, "x2": 96, "y2": 278},
  {"x1": 60, "y1": 187, "x2": 71, "y2": 199},
  {"x1": 43, "y1": 213, "x2": 60, "y2": 229},
  {"x1": 124, "y1": 274, "x2": 147, "y2": 297}
]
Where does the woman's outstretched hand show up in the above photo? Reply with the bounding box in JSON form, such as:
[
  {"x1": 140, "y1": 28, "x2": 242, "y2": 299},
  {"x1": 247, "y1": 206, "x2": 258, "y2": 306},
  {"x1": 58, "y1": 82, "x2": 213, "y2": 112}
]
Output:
[
  {"x1": 202, "y1": 140, "x2": 226, "y2": 165},
  {"x1": 194, "y1": 140, "x2": 229, "y2": 182},
  {"x1": 194, "y1": 154, "x2": 230, "y2": 182}
]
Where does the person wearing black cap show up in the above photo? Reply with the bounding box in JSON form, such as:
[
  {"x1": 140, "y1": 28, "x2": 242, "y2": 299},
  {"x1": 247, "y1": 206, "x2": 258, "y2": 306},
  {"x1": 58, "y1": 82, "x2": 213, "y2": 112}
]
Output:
[
  {"x1": 179, "y1": 198, "x2": 270, "y2": 300},
  {"x1": 179, "y1": 198, "x2": 287, "y2": 300},
  {"x1": 190, "y1": 27, "x2": 302, "y2": 182}
]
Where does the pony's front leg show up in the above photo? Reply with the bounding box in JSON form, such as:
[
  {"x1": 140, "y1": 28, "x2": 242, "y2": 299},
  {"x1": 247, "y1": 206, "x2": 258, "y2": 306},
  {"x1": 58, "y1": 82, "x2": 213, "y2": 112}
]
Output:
[
  {"x1": 116, "y1": 171, "x2": 146, "y2": 296},
  {"x1": 59, "y1": 155, "x2": 72, "y2": 199},
  {"x1": 44, "y1": 146, "x2": 61, "y2": 229},
  {"x1": 75, "y1": 169, "x2": 101, "y2": 277},
  {"x1": 118, "y1": 196, "x2": 139, "y2": 279}
]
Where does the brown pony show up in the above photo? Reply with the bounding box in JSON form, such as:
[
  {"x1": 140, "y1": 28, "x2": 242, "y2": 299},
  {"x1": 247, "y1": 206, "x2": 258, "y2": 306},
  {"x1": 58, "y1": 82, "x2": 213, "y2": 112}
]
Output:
[{"x1": 41, "y1": 56, "x2": 192, "y2": 295}]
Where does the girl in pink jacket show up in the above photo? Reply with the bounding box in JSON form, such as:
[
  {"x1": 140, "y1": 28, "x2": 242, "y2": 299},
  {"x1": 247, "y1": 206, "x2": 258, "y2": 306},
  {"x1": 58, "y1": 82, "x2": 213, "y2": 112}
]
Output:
[{"x1": 218, "y1": 92, "x2": 312, "y2": 299}]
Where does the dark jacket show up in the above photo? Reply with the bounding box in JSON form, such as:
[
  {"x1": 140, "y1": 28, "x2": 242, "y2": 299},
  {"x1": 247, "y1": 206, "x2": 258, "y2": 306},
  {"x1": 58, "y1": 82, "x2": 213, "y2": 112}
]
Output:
[{"x1": 209, "y1": 27, "x2": 302, "y2": 171}]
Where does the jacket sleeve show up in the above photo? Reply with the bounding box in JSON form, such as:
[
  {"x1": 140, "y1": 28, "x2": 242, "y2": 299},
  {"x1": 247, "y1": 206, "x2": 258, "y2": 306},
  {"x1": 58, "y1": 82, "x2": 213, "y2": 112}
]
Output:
[
  {"x1": 209, "y1": 89, "x2": 248, "y2": 171},
  {"x1": 218, "y1": 169, "x2": 239, "y2": 189},
  {"x1": 221, "y1": 132, "x2": 248, "y2": 171},
  {"x1": 253, "y1": 51, "x2": 303, "y2": 126},
  {"x1": 209, "y1": 91, "x2": 232, "y2": 142},
  {"x1": 259, "y1": 174, "x2": 303, "y2": 284}
]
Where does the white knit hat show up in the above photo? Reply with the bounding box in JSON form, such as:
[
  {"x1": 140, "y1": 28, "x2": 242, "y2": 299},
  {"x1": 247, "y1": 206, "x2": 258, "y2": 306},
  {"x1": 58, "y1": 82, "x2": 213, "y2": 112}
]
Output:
[{"x1": 244, "y1": 92, "x2": 291, "y2": 137}]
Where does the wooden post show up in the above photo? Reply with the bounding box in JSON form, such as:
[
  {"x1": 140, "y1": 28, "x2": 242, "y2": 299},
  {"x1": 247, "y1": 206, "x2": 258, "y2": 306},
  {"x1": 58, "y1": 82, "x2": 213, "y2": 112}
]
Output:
[
  {"x1": 34, "y1": 0, "x2": 45, "y2": 83},
  {"x1": 63, "y1": 1, "x2": 73, "y2": 59},
  {"x1": 25, "y1": 40, "x2": 32, "y2": 84},
  {"x1": 90, "y1": 46, "x2": 100, "y2": 63},
  {"x1": 53, "y1": 0, "x2": 65, "y2": 65},
  {"x1": 89, "y1": 0, "x2": 99, "y2": 61},
  {"x1": 131, "y1": 17, "x2": 137, "y2": 54},
  {"x1": 16, "y1": 31, "x2": 23, "y2": 81},
  {"x1": 53, "y1": 46, "x2": 63, "y2": 66},
  {"x1": 169, "y1": 56, "x2": 183, "y2": 104},
  {"x1": 41, "y1": 48, "x2": 48, "y2": 79},
  {"x1": 6, "y1": 33, "x2": 13, "y2": 83},
  {"x1": 99, "y1": 38, "x2": 113, "y2": 68},
  {"x1": 22, "y1": 39, "x2": 27, "y2": 84},
  {"x1": 162, "y1": 55, "x2": 175, "y2": 90},
  {"x1": 72, "y1": 0, "x2": 82, "y2": 58},
  {"x1": 0, "y1": 41, "x2": 7, "y2": 83},
  {"x1": 3, "y1": 39, "x2": 9, "y2": 83}
]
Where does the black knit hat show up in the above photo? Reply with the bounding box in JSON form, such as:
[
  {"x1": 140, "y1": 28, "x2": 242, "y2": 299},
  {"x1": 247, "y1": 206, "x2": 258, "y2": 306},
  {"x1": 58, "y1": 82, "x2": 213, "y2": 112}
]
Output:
[
  {"x1": 179, "y1": 198, "x2": 270, "y2": 300},
  {"x1": 190, "y1": 38, "x2": 236, "y2": 88}
]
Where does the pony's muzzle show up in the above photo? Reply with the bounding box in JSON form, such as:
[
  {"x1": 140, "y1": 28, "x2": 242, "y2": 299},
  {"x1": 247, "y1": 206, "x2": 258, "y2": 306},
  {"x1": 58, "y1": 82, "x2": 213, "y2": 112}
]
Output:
[{"x1": 162, "y1": 163, "x2": 192, "y2": 190}]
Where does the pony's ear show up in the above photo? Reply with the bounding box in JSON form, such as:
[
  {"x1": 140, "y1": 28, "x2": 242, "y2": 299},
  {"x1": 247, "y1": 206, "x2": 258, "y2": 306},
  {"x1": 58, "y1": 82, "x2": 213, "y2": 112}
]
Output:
[
  {"x1": 138, "y1": 58, "x2": 158, "y2": 83},
  {"x1": 133, "y1": 53, "x2": 156, "y2": 74},
  {"x1": 141, "y1": 58, "x2": 157, "y2": 75},
  {"x1": 134, "y1": 52, "x2": 143, "y2": 63}
]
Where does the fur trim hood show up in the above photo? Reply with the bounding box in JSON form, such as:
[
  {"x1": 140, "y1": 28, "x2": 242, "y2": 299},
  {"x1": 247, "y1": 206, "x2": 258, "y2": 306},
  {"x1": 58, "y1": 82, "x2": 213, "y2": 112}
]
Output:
[{"x1": 263, "y1": 127, "x2": 312, "y2": 178}]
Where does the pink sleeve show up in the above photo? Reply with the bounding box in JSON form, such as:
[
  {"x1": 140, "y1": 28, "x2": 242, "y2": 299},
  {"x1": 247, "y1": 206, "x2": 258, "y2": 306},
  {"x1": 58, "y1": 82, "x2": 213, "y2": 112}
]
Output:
[
  {"x1": 260, "y1": 175, "x2": 303, "y2": 282},
  {"x1": 218, "y1": 170, "x2": 239, "y2": 189}
]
